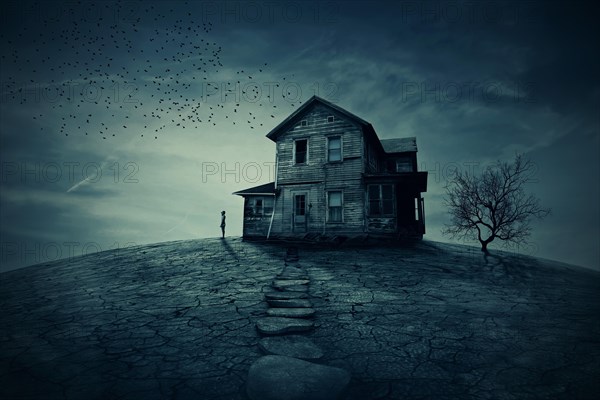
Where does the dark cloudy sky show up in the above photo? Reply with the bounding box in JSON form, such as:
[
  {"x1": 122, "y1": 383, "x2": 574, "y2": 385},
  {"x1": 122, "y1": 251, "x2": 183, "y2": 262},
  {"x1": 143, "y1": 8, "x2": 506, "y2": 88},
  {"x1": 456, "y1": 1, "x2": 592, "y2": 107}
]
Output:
[{"x1": 1, "y1": 0, "x2": 598, "y2": 272}]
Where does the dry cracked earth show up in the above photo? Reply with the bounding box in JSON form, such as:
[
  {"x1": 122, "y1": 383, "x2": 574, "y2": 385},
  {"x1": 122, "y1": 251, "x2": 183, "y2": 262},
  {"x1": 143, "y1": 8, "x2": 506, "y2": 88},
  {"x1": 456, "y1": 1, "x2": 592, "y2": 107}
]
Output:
[{"x1": 1, "y1": 238, "x2": 599, "y2": 399}]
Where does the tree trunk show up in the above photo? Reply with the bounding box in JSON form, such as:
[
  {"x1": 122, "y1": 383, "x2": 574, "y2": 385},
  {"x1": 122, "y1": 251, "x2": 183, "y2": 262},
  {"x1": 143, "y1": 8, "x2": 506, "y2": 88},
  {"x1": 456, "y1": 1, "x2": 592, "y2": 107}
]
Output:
[{"x1": 480, "y1": 239, "x2": 491, "y2": 254}]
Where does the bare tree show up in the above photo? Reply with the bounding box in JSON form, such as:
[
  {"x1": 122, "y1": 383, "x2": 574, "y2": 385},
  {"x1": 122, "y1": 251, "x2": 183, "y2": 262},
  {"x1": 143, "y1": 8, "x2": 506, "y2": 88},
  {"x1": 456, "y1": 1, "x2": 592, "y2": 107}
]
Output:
[{"x1": 443, "y1": 154, "x2": 551, "y2": 253}]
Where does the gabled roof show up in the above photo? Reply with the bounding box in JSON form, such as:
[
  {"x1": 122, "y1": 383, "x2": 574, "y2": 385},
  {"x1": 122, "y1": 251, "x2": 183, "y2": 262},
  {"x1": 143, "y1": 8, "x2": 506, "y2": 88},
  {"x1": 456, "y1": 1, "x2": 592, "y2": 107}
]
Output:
[
  {"x1": 266, "y1": 95, "x2": 373, "y2": 142},
  {"x1": 380, "y1": 137, "x2": 418, "y2": 153},
  {"x1": 264, "y1": 95, "x2": 419, "y2": 156},
  {"x1": 232, "y1": 182, "x2": 275, "y2": 196}
]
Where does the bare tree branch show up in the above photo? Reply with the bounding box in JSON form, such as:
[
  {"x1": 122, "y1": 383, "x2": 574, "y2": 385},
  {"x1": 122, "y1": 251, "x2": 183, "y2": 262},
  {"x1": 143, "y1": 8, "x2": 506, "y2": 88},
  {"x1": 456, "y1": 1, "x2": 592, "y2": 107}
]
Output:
[{"x1": 442, "y1": 154, "x2": 551, "y2": 253}]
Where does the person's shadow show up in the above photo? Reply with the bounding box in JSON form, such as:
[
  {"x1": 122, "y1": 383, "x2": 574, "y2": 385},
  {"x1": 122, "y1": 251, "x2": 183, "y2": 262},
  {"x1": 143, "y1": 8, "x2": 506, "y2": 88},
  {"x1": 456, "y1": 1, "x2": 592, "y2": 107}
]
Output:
[{"x1": 218, "y1": 238, "x2": 240, "y2": 262}]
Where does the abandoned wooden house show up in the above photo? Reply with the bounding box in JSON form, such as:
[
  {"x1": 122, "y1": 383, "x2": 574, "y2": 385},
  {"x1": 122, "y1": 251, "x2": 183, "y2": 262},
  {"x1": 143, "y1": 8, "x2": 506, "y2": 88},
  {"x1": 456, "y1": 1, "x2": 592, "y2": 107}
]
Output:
[{"x1": 233, "y1": 95, "x2": 428, "y2": 240}]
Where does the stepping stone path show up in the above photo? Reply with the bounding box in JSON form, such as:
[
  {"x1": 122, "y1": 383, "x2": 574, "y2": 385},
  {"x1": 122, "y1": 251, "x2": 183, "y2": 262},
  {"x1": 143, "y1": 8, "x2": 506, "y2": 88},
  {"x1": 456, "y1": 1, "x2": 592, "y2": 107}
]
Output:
[
  {"x1": 272, "y1": 279, "x2": 310, "y2": 286},
  {"x1": 264, "y1": 291, "x2": 309, "y2": 300},
  {"x1": 258, "y1": 335, "x2": 324, "y2": 360},
  {"x1": 247, "y1": 247, "x2": 351, "y2": 400},
  {"x1": 247, "y1": 355, "x2": 350, "y2": 400},
  {"x1": 266, "y1": 298, "x2": 313, "y2": 308},
  {"x1": 256, "y1": 317, "x2": 314, "y2": 335},
  {"x1": 276, "y1": 273, "x2": 309, "y2": 280},
  {"x1": 273, "y1": 284, "x2": 309, "y2": 292},
  {"x1": 266, "y1": 307, "x2": 316, "y2": 318}
]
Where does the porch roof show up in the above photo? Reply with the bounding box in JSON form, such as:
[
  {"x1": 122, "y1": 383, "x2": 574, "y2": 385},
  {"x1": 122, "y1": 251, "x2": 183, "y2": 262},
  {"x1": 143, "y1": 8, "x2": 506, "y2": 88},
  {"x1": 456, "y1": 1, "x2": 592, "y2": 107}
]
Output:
[
  {"x1": 380, "y1": 137, "x2": 417, "y2": 153},
  {"x1": 232, "y1": 182, "x2": 276, "y2": 196},
  {"x1": 363, "y1": 172, "x2": 428, "y2": 192}
]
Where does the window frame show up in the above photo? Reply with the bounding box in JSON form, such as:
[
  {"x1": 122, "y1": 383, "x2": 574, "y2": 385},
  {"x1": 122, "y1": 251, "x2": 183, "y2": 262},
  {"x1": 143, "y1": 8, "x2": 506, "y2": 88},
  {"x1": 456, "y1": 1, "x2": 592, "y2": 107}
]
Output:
[
  {"x1": 327, "y1": 190, "x2": 344, "y2": 223},
  {"x1": 327, "y1": 135, "x2": 343, "y2": 163},
  {"x1": 327, "y1": 115, "x2": 335, "y2": 123},
  {"x1": 244, "y1": 196, "x2": 274, "y2": 218},
  {"x1": 255, "y1": 198, "x2": 263, "y2": 216},
  {"x1": 293, "y1": 138, "x2": 309, "y2": 165},
  {"x1": 368, "y1": 184, "x2": 395, "y2": 217},
  {"x1": 295, "y1": 194, "x2": 306, "y2": 216},
  {"x1": 395, "y1": 158, "x2": 414, "y2": 172}
]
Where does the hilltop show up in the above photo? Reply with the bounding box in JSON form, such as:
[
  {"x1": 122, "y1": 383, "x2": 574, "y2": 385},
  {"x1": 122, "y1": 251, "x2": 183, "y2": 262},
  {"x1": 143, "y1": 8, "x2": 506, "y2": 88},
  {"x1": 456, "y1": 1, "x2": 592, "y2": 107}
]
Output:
[{"x1": 1, "y1": 238, "x2": 599, "y2": 399}]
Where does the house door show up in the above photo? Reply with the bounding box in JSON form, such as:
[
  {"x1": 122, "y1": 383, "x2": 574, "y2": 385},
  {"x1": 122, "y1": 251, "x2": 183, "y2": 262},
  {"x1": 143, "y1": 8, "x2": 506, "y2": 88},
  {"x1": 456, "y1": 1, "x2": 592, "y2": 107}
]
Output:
[{"x1": 293, "y1": 193, "x2": 307, "y2": 232}]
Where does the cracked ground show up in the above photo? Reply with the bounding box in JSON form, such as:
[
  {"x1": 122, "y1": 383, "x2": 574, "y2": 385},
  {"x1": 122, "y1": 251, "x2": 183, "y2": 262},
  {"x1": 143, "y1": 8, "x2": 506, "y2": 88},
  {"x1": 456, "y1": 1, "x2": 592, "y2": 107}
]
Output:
[{"x1": 1, "y1": 238, "x2": 599, "y2": 399}]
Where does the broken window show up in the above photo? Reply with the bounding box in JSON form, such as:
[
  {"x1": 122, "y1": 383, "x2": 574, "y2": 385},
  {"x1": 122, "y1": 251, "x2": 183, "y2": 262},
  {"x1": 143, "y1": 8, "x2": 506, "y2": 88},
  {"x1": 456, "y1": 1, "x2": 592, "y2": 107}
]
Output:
[{"x1": 295, "y1": 139, "x2": 307, "y2": 164}]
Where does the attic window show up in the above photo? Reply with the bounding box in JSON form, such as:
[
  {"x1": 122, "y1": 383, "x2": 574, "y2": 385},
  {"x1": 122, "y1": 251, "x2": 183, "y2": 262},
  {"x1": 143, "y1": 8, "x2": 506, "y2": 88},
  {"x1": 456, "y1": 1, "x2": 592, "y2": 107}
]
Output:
[
  {"x1": 327, "y1": 115, "x2": 335, "y2": 123},
  {"x1": 300, "y1": 120, "x2": 307, "y2": 127}
]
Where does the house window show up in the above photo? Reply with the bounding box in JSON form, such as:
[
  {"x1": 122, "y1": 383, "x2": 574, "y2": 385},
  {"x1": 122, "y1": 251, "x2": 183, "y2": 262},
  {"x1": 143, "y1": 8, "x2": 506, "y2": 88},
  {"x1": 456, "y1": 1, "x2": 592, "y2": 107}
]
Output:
[
  {"x1": 255, "y1": 199, "x2": 263, "y2": 216},
  {"x1": 294, "y1": 139, "x2": 308, "y2": 164},
  {"x1": 328, "y1": 136, "x2": 342, "y2": 162},
  {"x1": 327, "y1": 115, "x2": 334, "y2": 123},
  {"x1": 295, "y1": 195, "x2": 306, "y2": 216},
  {"x1": 328, "y1": 191, "x2": 343, "y2": 222},
  {"x1": 300, "y1": 120, "x2": 307, "y2": 127},
  {"x1": 396, "y1": 158, "x2": 413, "y2": 172},
  {"x1": 244, "y1": 197, "x2": 274, "y2": 217},
  {"x1": 368, "y1": 184, "x2": 394, "y2": 216}
]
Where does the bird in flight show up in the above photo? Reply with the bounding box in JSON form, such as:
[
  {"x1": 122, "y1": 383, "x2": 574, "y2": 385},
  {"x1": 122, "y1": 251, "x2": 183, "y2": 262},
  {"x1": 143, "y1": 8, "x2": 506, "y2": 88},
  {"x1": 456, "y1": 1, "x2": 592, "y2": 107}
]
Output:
[{"x1": 2, "y1": 2, "x2": 304, "y2": 140}]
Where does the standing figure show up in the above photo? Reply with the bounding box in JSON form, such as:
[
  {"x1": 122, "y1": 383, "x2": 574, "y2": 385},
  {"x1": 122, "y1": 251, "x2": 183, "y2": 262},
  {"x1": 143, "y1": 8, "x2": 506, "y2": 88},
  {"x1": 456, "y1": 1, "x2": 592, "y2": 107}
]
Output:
[{"x1": 220, "y1": 210, "x2": 226, "y2": 238}]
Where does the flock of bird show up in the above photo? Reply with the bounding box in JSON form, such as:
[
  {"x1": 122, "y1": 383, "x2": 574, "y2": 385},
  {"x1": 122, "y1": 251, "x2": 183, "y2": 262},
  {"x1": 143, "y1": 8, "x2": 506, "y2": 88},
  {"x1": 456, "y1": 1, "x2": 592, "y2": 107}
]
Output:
[{"x1": 1, "y1": 1, "x2": 300, "y2": 140}]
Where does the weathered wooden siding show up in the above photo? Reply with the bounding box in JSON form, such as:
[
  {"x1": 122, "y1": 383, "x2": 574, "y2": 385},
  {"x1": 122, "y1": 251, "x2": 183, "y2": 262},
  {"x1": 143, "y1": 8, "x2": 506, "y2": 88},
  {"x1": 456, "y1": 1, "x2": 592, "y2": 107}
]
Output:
[
  {"x1": 276, "y1": 104, "x2": 364, "y2": 185},
  {"x1": 273, "y1": 184, "x2": 321, "y2": 234},
  {"x1": 364, "y1": 135, "x2": 386, "y2": 174},
  {"x1": 269, "y1": 181, "x2": 366, "y2": 236},
  {"x1": 323, "y1": 176, "x2": 364, "y2": 233},
  {"x1": 247, "y1": 100, "x2": 426, "y2": 239},
  {"x1": 367, "y1": 216, "x2": 396, "y2": 233},
  {"x1": 267, "y1": 103, "x2": 367, "y2": 236},
  {"x1": 243, "y1": 217, "x2": 271, "y2": 237}
]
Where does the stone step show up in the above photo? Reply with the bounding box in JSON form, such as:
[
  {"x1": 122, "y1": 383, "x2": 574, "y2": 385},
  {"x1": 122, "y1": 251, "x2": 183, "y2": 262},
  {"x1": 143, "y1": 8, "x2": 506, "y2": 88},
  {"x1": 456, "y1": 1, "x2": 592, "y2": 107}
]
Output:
[
  {"x1": 272, "y1": 279, "x2": 309, "y2": 286},
  {"x1": 266, "y1": 299, "x2": 313, "y2": 308},
  {"x1": 258, "y1": 335, "x2": 323, "y2": 360},
  {"x1": 246, "y1": 355, "x2": 350, "y2": 400},
  {"x1": 266, "y1": 307, "x2": 315, "y2": 318},
  {"x1": 273, "y1": 284, "x2": 309, "y2": 292},
  {"x1": 265, "y1": 292, "x2": 309, "y2": 300},
  {"x1": 281, "y1": 266, "x2": 303, "y2": 273},
  {"x1": 256, "y1": 317, "x2": 314, "y2": 335},
  {"x1": 276, "y1": 273, "x2": 309, "y2": 280},
  {"x1": 281, "y1": 265, "x2": 303, "y2": 270}
]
